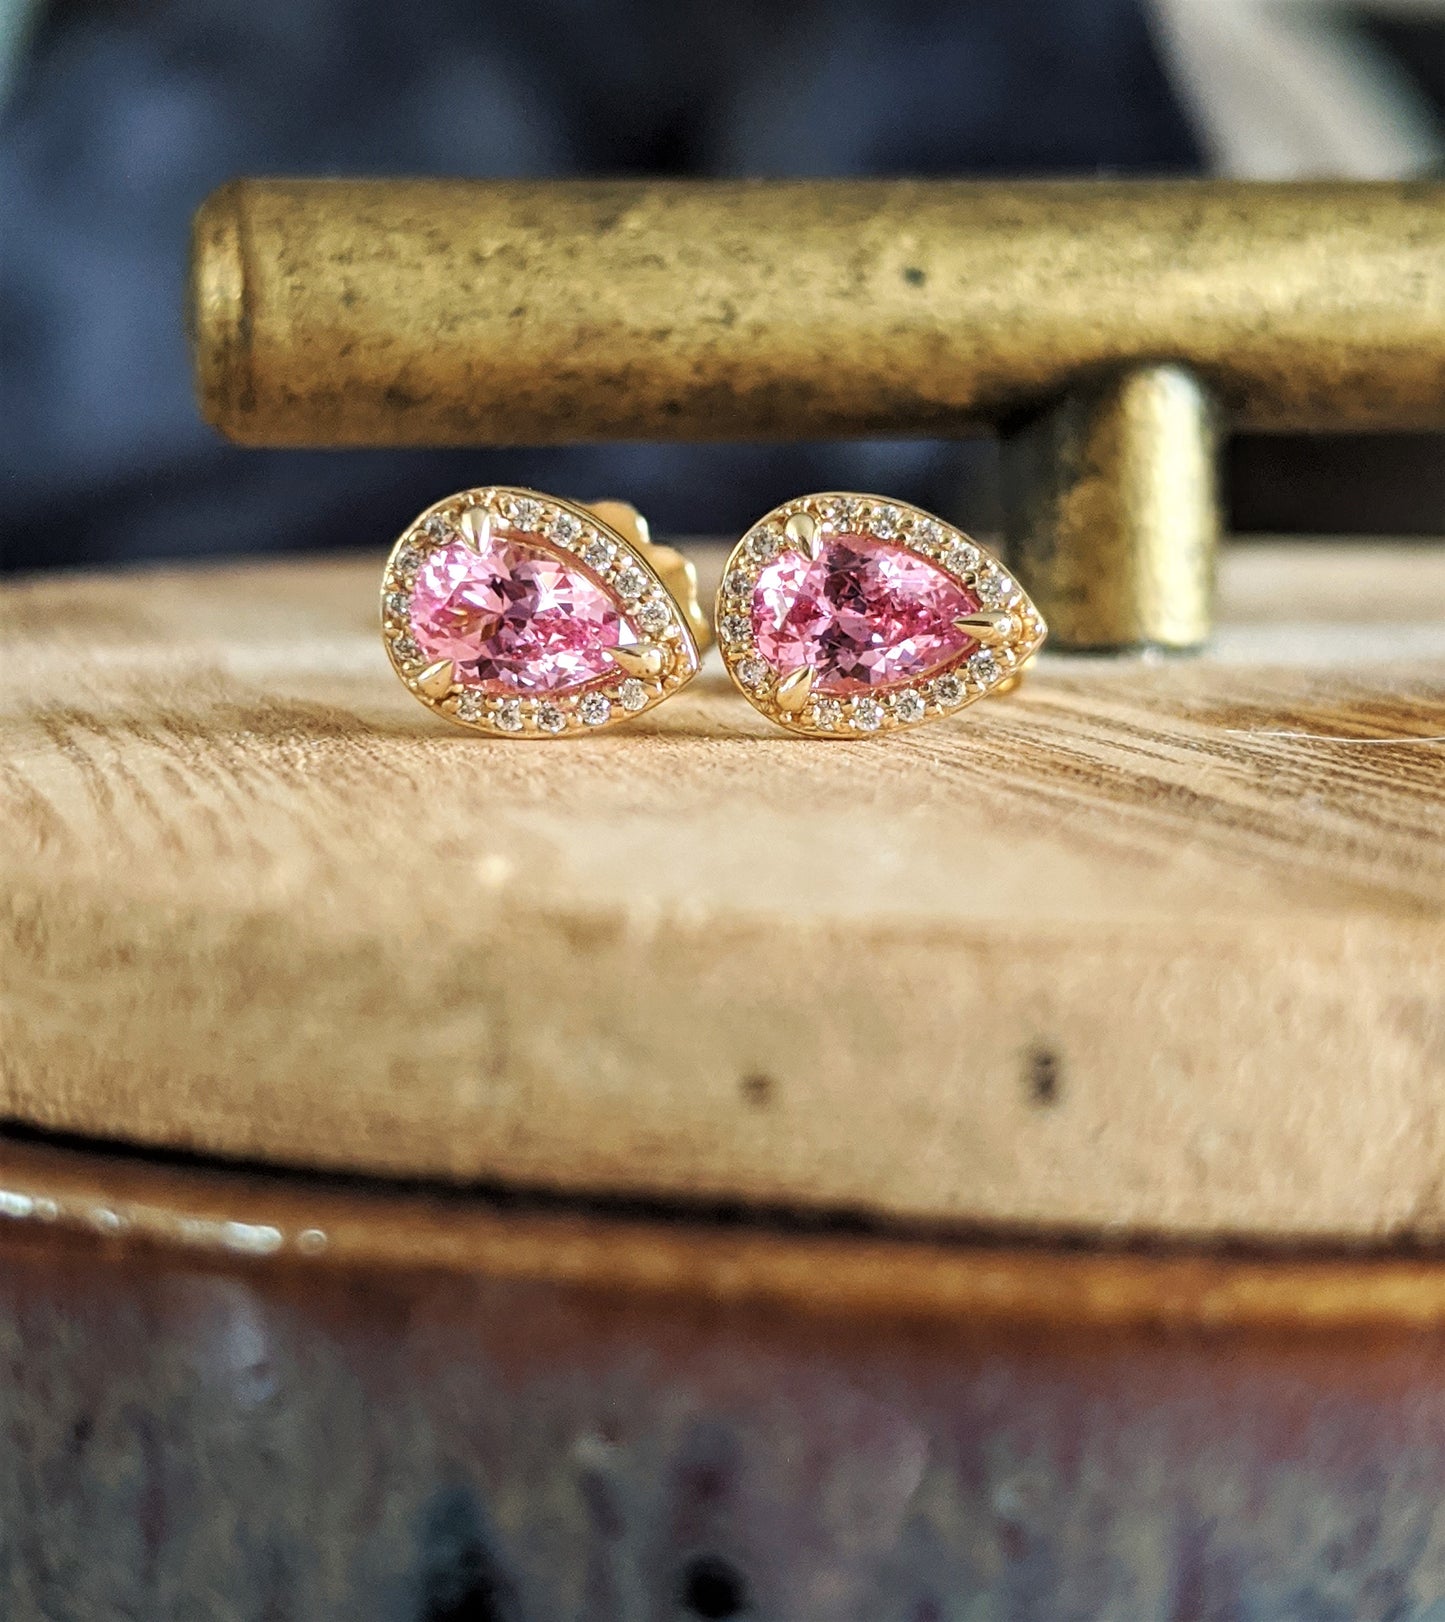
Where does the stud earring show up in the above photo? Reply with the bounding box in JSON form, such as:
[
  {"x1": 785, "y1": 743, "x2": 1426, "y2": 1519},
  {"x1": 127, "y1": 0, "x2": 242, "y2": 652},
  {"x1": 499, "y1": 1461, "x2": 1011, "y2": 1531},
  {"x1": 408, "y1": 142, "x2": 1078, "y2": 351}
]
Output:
[
  {"x1": 382, "y1": 487, "x2": 710, "y2": 736},
  {"x1": 717, "y1": 493, "x2": 1047, "y2": 737}
]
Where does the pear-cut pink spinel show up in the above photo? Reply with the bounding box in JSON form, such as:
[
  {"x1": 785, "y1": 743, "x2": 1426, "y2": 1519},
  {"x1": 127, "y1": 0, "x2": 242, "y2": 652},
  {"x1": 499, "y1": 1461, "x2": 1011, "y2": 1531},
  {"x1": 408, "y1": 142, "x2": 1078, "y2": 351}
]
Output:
[
  {"x1": 751, "y1": 535, "x2": 982, "y2": 694},
  {"x1": 408, "y1": 534, "x2": 630, "y2": 694}
]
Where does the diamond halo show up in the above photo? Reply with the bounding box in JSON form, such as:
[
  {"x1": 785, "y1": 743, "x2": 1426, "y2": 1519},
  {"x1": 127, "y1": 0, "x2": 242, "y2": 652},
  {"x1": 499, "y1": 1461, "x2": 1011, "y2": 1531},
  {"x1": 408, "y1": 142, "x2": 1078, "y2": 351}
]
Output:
[
  {"x1": 716, "y1": 493, "x2": 1047, "y2": 738},
  {"x1": 381, "y1": 487, "x2": 701, "y2": 737}
]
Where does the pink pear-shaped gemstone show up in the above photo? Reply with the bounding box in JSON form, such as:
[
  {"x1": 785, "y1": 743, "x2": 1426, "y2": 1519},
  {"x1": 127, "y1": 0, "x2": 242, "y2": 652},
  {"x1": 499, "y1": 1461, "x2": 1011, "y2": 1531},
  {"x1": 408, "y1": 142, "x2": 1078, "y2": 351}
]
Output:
[
  {"x1": 408, "y1": 533, "x2": 631, "y2": 695},
  {"x1": 751, "y1": 535, "x2": 982, "y2": 694}
]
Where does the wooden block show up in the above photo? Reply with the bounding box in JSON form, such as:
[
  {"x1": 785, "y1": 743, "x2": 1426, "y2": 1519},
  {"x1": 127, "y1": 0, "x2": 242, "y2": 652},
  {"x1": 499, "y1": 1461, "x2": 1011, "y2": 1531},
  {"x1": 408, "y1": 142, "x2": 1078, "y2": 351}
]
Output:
[{"x1": 3, "y1": 543, "x2": 1443, "y2": 1242}]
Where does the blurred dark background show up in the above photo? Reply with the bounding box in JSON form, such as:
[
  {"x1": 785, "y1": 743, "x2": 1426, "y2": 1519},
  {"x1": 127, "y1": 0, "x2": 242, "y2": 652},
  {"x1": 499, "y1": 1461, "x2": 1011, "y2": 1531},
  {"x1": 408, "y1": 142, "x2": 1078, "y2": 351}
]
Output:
[{"x1": 1, "y1": 0, "x2": 1442, "y2": 574}]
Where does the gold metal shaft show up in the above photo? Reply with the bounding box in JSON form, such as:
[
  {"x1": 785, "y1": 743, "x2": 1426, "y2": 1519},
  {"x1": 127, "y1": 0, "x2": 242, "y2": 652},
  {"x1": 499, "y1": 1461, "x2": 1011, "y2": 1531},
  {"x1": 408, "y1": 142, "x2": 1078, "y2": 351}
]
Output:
[
  {"x1": 1002, "y1": 364, "x2": 1220, "y2": 651},
  {"x1": 190, "y1": 178, "x2": 1445, "y2": 446},
  {"x1": 189, "y1": 177, "x2": 1445, "y2": 649}
]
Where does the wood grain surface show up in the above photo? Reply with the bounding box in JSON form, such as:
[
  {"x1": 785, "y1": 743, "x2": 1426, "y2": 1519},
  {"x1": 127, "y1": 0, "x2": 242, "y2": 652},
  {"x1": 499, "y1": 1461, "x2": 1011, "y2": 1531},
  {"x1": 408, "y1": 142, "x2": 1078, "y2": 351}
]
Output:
[{"x1": 3, "y1": 543, "x2": 1443, "y2": 1241}]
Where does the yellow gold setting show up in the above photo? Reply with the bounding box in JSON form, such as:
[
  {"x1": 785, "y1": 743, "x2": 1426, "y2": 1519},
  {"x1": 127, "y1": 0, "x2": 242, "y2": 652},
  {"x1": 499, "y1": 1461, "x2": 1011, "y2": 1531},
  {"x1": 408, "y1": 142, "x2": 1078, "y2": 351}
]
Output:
[
  {"x1": 717, "y1": 493, "x2": 1048, "y2": 739},
  {"x1": 381, "y1": 486, "x2": 705, "y2": 737}
]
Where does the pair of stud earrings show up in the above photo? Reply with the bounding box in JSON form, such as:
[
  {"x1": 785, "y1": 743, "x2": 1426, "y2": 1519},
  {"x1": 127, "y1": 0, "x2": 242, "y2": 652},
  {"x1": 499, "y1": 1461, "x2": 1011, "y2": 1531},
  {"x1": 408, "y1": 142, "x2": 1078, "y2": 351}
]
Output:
[{"x1": 381, "y1": 486, "x2": 1047, "y2": 739}]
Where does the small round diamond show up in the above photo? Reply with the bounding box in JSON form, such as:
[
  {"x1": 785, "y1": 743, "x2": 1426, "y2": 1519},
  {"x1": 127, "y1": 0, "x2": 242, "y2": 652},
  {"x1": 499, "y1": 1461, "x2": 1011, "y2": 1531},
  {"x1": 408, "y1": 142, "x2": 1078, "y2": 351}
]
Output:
[
  {"x1": 892, "y1": 689, "x2": 925, "y2": 723},
  {"x1": 583, "y1": 537, "x2": 614, "y2": 572},
  {"x1": 736, "y1": 654, "x2": 769, "y2": 691},
  {"x1": 976, "y1": 569, "x2": 1018, "y2": 607},
  {"x1": 818, "y1": 497, "x2": 857, "y2": 529},
  {"x1": 618, "y1": 677, "x2": 648, "y2": 712},
  {"x1": 535, "y1": 702, "x2": 567, "y2": 734},
  {"x1": 578, "y1": 692, "x2": 612, "y2": 726},
  {"x1": 810, "y1": 697, "x2": 844, "y2": 730},
  {"x1": 944, "y1": 543, "x2": 980, "y2": 576},
  {"x1": 635, "y1": 600, "x2": 670, "y2": 637},
  {"x1": 551, "y1": 511, "x2": 582, "y2": 545},
  {"x1": 495, "y1": 700, "x2": 524, "y2": 733},
  {"x1": 720, "y1": 614, "x2": 751, "y2": 645},
  {"x1": 613, "y1": 564, "x2": 647, "y2": 600},
  {"x1": 393, "y1": 543, "x2": 424, "y2": 578},
  {"x1": 871, "y1": 504, "x2": 902, "y2": 539},
  {"x1": 422, "y1": 514, "x2": 454, "y2": 542},
  {"x1": 747, "y1": 529, "x2": 781, "y2": 562},
  {"x1": 723, "y1": 569, "x2": 752, "y2": 600},
  {"x1": 392, "y1": 633, "x2": 420, "y2": 663},
  {"x1": 968, "y1": 652, "x2": 999, "y2": 686},
  {"x1": 455, "y1": 688, "x2": 486, "y2": 721},
  {"x1": 933, "y1": 672, "x2": 964, "y2": 706},
  {"x1": 912, "y1": 519, "x2": 945, "y2": 550},
  {"x1": 383, "y1": 591, "x2": 409, "y2": 618},
  {"x1": 850, "y1": 697, "x2": 885, "y2": 732},
  {"x1": 505, "y1": 496, "x2": 542, "y2": 530}
]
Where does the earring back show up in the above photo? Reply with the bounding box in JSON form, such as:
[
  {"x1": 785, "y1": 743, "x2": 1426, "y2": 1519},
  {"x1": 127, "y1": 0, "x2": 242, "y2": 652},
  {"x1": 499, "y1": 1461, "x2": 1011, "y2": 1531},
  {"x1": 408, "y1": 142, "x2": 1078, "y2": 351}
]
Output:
[{"x1": 586, "y1": 502, "x2": 714, "y2": 654}]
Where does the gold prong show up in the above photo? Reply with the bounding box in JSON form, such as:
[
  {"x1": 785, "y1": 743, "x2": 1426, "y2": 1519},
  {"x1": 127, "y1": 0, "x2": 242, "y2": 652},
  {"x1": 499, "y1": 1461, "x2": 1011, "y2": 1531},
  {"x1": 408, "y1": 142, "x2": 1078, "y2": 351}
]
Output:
[
  {"x1": 459, "y1": 507, "x2": 491, "y2": 551},
  {"x1": 774, "y1": 665, "x2": 814, "y2": 712},
  {"x1": 416, "y1": 660, "x2": 455, "y2": 699},
  {"x1": 606, "y1": 642, "x2": 668, "y2": 680},
  {"x1": 783, "y1": 511, "x2": 820, "y2": 557},
  {"x1": 954, "y1": 611, "x2": 1016, "y2": 646}
]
